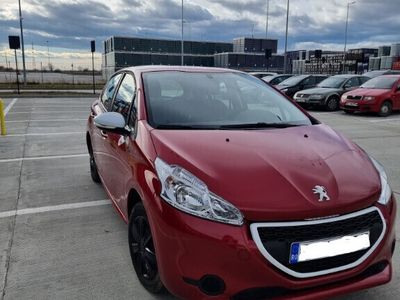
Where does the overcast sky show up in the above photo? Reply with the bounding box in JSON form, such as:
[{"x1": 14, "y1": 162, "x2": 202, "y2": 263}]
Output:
[{"x1": 1, "y1": 0, "x2": 399, "y2": 69}]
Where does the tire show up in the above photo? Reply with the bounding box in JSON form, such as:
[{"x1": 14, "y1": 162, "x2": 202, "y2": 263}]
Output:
[
  {"x1": 90, "y1": 155, "x2": 101, "y2": 183},
  {"x1": 128, "y1": 202, "x2": 164, "y2": 294},
  {"x1": 326, "y1": 96, "x2": 339, "y2": 111},
  {"x1": 378, "y1": 101, "x2": 392, "y2": 117}
]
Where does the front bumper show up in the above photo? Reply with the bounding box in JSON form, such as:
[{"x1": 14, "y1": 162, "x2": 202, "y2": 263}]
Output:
[
  {"x1": 146, "y1": 193, "x2": 396, "y2": 300},
  {"x1": 340, "y1": 100, "x2": 381, "y2": 112},
  {"x1": 294, "y1": 96, "x2": 326, "y2": 106}
]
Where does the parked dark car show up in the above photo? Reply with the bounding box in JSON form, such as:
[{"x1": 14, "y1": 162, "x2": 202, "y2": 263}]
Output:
[
  {"x1": 249, "y1": 71, "x2": 278, "y2": 79},
  {"x1": 276, "y1": 74, "x2": 328, "y2": 98},
  {"x1": 262, "y1": 74, "x2": 294, "y2": 86},
  {"x1": 341, "y1": 75, "x2": 400, "y2": 116},
  {"x1": 293, "y1": 75, "x2": 370, "y2": 111}
]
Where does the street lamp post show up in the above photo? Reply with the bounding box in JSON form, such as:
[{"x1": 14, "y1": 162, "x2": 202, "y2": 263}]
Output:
[
  {"x1": 343, "y1": 1, "x2": 356, "y2": 73},
  {"x1": 283, "y1": 0, "x2": 290, "y2": 73},
  {"x1": 266, "y1": 0, "x2": 270, "y2": 39},
  {"x1": 181, "y1": 0, "x2": 184, "y2": 66},
  {"x1": 18, "y1": 0, "x2": 27, "y2": 85}
]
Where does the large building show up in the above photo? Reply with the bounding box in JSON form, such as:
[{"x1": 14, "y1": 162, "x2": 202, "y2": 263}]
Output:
[
  {"x1": 102, "y1": 36, "x2": 282, "y2": 79},
  {"x1": 102, "y1": 36, "x2": 232, "y2": 79}
]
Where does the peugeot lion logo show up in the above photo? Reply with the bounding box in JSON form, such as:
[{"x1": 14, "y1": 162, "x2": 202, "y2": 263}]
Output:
[{"x1": 313, "y1": 185, "x2": 330, "y2": 202}]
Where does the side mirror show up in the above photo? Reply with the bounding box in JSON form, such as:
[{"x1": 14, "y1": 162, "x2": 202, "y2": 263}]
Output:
[
  {"x1": 396, "y1": 85, "x2": 400, "y2": 92},
  {"x1": 94, "y1": 112, "x2": 130, "y2": 135}
]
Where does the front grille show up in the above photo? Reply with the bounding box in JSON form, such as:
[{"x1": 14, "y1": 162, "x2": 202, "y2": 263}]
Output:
[
  {"x1": 346, "y1": 95, "x2": 362, "y2": 100},
  {"x1": 250, "y1": 207, "x2": 385, "y2": 278}
]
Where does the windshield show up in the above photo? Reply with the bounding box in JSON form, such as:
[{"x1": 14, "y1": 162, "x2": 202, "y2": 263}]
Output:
[
  {"x1": 278, "y1": 75, "x2": 307, "y2": 86},
  {"x1": 143, "y1": 71, "x2": 312, "y2": 129},
  {"x1": 360, "y1": 76, "x2": 398, "y2": 89},
  {"x1": 317, "y1": 77, "x2": 347, "y2": 88}
]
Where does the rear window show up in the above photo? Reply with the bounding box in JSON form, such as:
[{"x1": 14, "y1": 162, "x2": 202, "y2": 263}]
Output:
[{"x1": 360, "y1": 77, "x2": 398, "y2": 89}]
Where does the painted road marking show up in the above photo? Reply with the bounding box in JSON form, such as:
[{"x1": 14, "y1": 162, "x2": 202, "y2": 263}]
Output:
[
  {"x1": 369, "y1": 118, "x2": 400, "y2": 123},
  {"x1": 6, "y1": 118, "x2": 87, "y2": 123},
  {"x1": 5, "y1": 131, "x2": 85, "y2": 137},
  {"x1": 0, "y1": 200, "x2": 111, "y2": 219},
  {"x1": 4, "y1": 98, "x2": 18, "y2": 115},
  {"x1": 7, "y1": 111, "x2": 88, "y2": 114},
  {"x1": 0, "y1": 153, "x2": 88, "y2": 163}
]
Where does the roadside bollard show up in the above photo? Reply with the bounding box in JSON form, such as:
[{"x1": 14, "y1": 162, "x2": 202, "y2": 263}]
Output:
[{"x1": 0, "y1": 99, "x2": 6, "y2": 136}]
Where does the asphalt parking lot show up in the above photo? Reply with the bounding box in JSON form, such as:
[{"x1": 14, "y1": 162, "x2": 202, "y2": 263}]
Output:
[{"x1": 0, "y1": 97, "x2": 399, "y2": 300}]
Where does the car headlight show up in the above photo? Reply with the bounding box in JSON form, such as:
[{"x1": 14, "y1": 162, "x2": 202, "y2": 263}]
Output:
[
  {"x1": 310, "y1": 94, "x2": 324, "y2": 99},
  {"x1": 155, "y1": 158, "x2": 244, "y2": 226},
  {"x1": 363, "y1": 96, "x2": 375, "y2": 101},
  {"x1": 369, "y1": 156, "x2": 392, "y2": 205}
]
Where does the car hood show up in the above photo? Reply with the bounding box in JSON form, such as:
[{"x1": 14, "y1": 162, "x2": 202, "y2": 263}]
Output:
[
  {"x1": 299, "y1": 87, "x2": 340, "y2": 95},
  {"x1": 345, "y1": 88, "x2": 390, "y2": 97},
  {"x1": 150, "y1": 125, "x2": 380, "y2": 221}
]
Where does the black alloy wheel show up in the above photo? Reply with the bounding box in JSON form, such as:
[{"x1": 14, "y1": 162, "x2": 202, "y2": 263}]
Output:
[
  {"x1": 129, "y1": 202, "x2": 164, "y2": 294},
  {"x1": 326, "y1": 96, "x2": 339, "y2": 111}
]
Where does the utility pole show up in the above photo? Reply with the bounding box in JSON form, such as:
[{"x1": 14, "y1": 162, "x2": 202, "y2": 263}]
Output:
[
  {"x1": 266, "y1": 0, "x2": 270, "y2": 39},
  {"x1": 283, "y1": 0, "x2": 290, "y2": 73},
  {"x1": 14, "y1": 48, "x2": 20, "y2": 94},
  {"x1": 46, "y1": 40, "x2": 50, "y2": 69},
  {"x1": 343, "y1": 1, "x2": 356, "y2": 74},
  {"x1": 91, "y1": 40, "x2": 96, "y2": 94},
  {"x1": 31, "y1": 42, "x2": 36, "y2": 70},
  {"x1": 181, "y1": 0, "x2": 184, "y2": 66},
  {"x1": 18, "y1": 0, "x2": 27, "y2": 85},
  {"x1": 40, "y1": 61, "x2": 43, "y2": 84},
  {"x1": 71, "y1": 63, "x2": 74, "y2": 85}
]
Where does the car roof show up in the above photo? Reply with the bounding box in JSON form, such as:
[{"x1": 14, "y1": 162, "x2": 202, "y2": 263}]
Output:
[
  {"x1": 330, "y1": 74, "x2": 363, "y2": 78},
  {"x1": 120, "y1": 65, "x2": 241, "y2": 74},
  {"x1": 376, "y1": 74, "x2": 400, "y2": 78}
]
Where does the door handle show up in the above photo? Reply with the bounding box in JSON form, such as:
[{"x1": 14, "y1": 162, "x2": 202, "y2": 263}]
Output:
[{"x1": 100, "y1": 130, "x2": 108, "y2": 139}]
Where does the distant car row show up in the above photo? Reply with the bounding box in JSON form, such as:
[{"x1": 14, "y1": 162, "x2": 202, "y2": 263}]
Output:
[{"x1": 254, "y1": 72, "x2": 400, "y2": 117}]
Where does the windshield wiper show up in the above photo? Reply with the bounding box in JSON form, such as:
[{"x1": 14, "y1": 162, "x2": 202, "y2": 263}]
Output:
[
  {"x1": 219, "y1": 122, "x2": 303, "y2": 129},
  {"x1": 155, "y1": 124, "x2": 207, "y2": 129}
]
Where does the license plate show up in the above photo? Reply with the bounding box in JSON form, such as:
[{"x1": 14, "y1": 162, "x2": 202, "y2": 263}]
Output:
[
  {"x1": 289, "y1": 232, "x2": 370, "y2": 264},
  {"x1": 346, "y1": 102, "x2": 359, "y2": 107}
]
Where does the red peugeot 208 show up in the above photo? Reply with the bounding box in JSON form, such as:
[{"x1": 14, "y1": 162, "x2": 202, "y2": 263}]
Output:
[{"x1": 87, "y1": 66, "x2": 396, "y2": 300}]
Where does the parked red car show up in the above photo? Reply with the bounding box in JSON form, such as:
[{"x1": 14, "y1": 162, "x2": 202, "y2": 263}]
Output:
[
  {"x1": 340, "y1": 75, "x2": 400, "y2": 116},
  {"x1": 87, "y1": 66, "x2": 396, "y2": 300}
]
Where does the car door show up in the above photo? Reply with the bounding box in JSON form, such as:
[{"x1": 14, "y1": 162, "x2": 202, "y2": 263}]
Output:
[
  {"x1": 91, "y1": 73, "x2": 123, "y2": 177},
  {"x1": 103, "y1": 73, "x2": 137, "y2": 210},
  {"x1": 392, "y1": 79, "x2": 400, "y2": 109}
]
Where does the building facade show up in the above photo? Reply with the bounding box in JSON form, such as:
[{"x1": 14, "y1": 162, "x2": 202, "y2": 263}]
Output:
[{"x1": 102, "y1": 36, "x2": 281, "y2": 79}]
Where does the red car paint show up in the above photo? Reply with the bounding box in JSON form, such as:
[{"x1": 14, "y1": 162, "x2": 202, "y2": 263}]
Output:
[
  {"x1": 87, "y1": 66, "x2": 396, "y2": 299},
  {"x1": 340, "y1": 75, "x2": 400, "y2": 115}
]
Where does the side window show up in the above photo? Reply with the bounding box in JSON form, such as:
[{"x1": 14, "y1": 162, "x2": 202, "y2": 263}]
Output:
[
  {"x1": 345, "y1": 77, "x2": 359, "y2": 88},
  {"x1": 315, "y1": 76, "x2": 326, "y2": 84},
  {"x1": 302, "y1": 77, "x2": 313, "y2": 86},
  {"x1": 101, "y1": 74, "x2": 122, "y2": 111},
  {"x1": 359, "y1": 77, "x2": 370, "y2": 85},
  {"x1": 112, "y1": 74, "x2": 136, "y2": 124}
]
